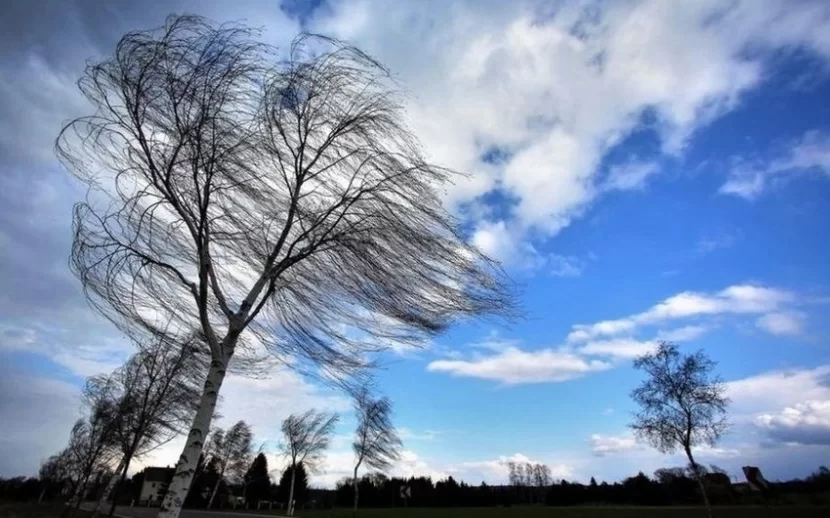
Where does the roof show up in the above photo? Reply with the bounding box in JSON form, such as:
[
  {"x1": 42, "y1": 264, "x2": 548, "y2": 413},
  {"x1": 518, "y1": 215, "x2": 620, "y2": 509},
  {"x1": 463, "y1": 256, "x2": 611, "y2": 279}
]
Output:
[{"x1": 144, "y1": 467, "x2": 175, "y2": 483}]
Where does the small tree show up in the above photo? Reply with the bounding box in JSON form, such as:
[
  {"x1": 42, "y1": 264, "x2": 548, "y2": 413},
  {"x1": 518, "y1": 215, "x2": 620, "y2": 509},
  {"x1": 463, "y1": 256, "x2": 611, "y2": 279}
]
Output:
[
  {"x1": 206, "y1": 421, "x2": 253, "y2": 509},
  {"x1": 280, "y1": 411, "x2": 339, "y2": 516},
  {"x1": 630, "y1": 341, "x2": 729, "y2": 518},
  {"x1": 352, "y1": 390, "x2": 402, "y2": 511}
]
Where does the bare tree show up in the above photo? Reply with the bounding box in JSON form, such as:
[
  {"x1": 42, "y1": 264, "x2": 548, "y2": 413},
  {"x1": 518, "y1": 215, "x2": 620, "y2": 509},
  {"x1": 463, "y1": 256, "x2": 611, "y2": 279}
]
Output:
[
  {"x1": 39, "y1": 450, "x2": 75, "y2": 503},
  {"x1": 631, "y1": 341, "x2": 729, "y2": 518},
  {"x1": 352, "y1": 389, "x2": 401, "y2": 511},
  {"x1": 91, "y1": 334, "x2": 206, "y2": 517},
  {"x1": 206, "y1": 421, "x2": 253, "y2": 509},
  {"x1": 61, "y1": 387, "x2": 120, "y2": 517},
  {"x1": 280, "y1": 411, "x2": 339, "y2": 516},
  {"x1": 57, "y1": 14, "x2": 513, "y2": 517}
]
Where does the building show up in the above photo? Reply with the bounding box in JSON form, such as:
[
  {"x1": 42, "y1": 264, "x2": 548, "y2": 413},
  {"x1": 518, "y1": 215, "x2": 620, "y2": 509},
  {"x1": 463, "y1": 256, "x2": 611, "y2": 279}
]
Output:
[{"x1": 139, "y1": 467, "x2": 175, "y2": 505}]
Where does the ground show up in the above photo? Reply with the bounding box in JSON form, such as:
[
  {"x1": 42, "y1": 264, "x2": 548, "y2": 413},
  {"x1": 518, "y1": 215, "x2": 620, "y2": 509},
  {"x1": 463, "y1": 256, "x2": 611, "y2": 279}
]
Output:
[{"x1": 4, "y1": 503, "x2": 830, "y2": 518}]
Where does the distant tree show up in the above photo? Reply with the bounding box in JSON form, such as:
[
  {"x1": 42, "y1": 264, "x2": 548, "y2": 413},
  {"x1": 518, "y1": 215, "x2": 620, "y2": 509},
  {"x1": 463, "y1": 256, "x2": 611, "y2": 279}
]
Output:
[
  {"x1": 278, "y1": 463, "x2": 308, "y2": 510},
  {"x1": 207, "y1": 421, "x2": 253, "y2": 508},
  {"x1": 39, "y1": 450, "x2": 74, "y2": 503},
  {"x1": 280, "y1": 411, "x2": 338, "y2": 515},
  {"x1": 92, "y1": 335, "x2": 205, "y2": 517},
  {"x1": 62, "y1": 381, "x2": 121, "y2": 516},
  {"x1": 243, "y1": 453, "x2": 271, "y2": 505},
  {"x1": 352, "y1": 390, "x2": 402, "y2": 511},
  {"x1": 631, "y1": 341, "x2": 729, "y2": 518}
]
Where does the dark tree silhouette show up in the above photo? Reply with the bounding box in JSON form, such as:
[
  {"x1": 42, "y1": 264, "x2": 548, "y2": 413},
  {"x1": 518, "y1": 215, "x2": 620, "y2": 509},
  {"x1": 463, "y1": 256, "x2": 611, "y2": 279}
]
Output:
[
  {"x1": 243, "y1": 453, "x2": 271, "y2": 505},
  {"x1": 278, "y1": 463, "x2": 308, "y2": 510},
  {"x1": 352, "y1": 389, "x2": 401, "y2": 511},
  {"x1": 631, "y1": 341, "x2": 729, "y2": 518},
  {"x1": 206, "y1": 421, "x2": 253, "y2": 509},
  {"x1": 280, "y1": 410, "x2": 338, "y2": 516},
  {"x1": 56, "y1": 14, "x2": 514, "y2": 518}
]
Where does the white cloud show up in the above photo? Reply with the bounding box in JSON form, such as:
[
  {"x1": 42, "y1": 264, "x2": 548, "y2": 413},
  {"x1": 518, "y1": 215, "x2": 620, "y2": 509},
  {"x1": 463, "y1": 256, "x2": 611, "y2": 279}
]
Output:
[
  {"x1": 721, "y1": 130, "x2": 830, "y2": 199},
  {"x1": 313, "y1": 0, "x2": 830, "y2": 248},
  {"x1": 580, "y1": 338, "x2": 657, "y2": 359},
  {"x1": 602, "y1": 160, "x2": 661, "y2": 192},
  {"x1": 656, "y1": 325, "x2": 709, "y2": 342},
  {"x1": 727, "y1": 365, "x2": 830, "y2": 418},
  {"x1": 756, "y1": 311, "x2": 804, "y2": 336},
  {"x1": 568, "y1": 284, "x2": 794, "y2": 342},
  {"x1": 453, "y1": 453, "x2": 574, "y2": 483},
  {"x1": 427, "y1": 346, "x2": 611, "y2": 385},
  {"x1": 471, "y1": 220, "x2": 585, "y2": 276},
  {"x1": 590, "y1": 434, "x2": 641, "y2": 457},
  {"x1": 755, "y1": 401, "x2": 830, "y2": 446}
]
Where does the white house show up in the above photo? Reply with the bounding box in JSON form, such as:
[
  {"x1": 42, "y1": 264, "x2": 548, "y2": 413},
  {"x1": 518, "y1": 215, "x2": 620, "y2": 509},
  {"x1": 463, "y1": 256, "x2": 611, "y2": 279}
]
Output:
[{"x1": 139, "y1": 467, "x2": 175, "y2": 505}]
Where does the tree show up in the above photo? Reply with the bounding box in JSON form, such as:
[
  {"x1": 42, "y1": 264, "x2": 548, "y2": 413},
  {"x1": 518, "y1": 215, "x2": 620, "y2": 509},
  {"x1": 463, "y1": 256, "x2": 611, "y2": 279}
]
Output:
[
  {"x1": 278, "y1": 463, "x2": 308, "y2": 510},
  {"x1": 57, "y1": 15, "x2": 513, "y2": 518},
  {"x1": 39, "y1": 450, "x2": 75, "y2": 503},
  {"x1": 206, "y1": 421, "x2": 253, "y2": 508},
  {"x1": 62, "y1": 380, "x2": 121, "y2": 516},
  {"x1": 352, "y1": 390, "x2": 402, "y2": 511},
  {"x1": 93, "y1": 334, "x2": 205, "y2": 517},
  {"x1": 280, "y1": 411, "x2": 338, "y2": 515},
  {"x1": 243, "y1": 453, "x2": 271, "y2": 505},
  {"x1": 631, "y1": 341, "x2": 729, "y2": 518}
]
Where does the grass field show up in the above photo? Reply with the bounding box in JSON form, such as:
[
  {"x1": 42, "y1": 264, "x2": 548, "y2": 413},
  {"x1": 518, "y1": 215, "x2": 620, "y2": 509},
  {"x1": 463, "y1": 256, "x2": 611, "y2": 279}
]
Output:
[{"x1": 293, "y1": 506, "x2": 830, "y2": 518}]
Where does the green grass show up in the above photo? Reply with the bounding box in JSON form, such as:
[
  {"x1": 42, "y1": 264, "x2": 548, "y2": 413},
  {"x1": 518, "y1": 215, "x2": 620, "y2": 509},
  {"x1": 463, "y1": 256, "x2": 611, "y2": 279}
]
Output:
[{"x1": 293, "y1": 506, "x2": 830, "y2": 518}]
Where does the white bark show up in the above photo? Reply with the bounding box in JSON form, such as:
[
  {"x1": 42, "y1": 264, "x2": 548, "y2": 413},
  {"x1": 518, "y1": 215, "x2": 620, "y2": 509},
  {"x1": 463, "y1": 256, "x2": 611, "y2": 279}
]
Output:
[
  {"x1": 156, "y1": 359, "x2": 227, "y2": 518},
  {"x1": 91, "y1": 457, "x2": 125, "y2": 517},
  {"x1": 287, "y1": 465, "x2": 296, "y2": 516},
  {"x1": 207, "y1": 463, "x2": 227, "y2": 509}
]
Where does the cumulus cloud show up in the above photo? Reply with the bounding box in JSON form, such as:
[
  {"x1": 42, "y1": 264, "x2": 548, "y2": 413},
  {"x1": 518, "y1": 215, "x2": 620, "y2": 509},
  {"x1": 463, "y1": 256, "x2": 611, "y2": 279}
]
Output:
[
  {"x1": 427, "y1": 346, "x2": 611, "y2": 385},
  {"x1": 590, "y1": 434, "x2": 640, "y2": 457},
  {"x1": 755, "y1": 401, "x2": 830, "y2": 446},
  {"x1": 656, "y1": 325, "x2": 709, "y2": 342},
  {"x1": 721, "y1": 130, "x2": 830, "y2": 199},
  {"x1": 756, "y1": 311, "x2": 804, "y2": 336},
  {"x1": 568, "y1": 284, "x2": 795, "y2": 342},
  {"x1": 313, "y1": 0, "x2": 830, "y2": 243},
  {"x1": 579, "y1": 338, "x2": 658, "y2": 359},
  {"x1": 727, "y1": 365, "x2": 830, "y2": 447},
  {"x1": 602, "y1": 160, "x2": 661, "y2": 192}
]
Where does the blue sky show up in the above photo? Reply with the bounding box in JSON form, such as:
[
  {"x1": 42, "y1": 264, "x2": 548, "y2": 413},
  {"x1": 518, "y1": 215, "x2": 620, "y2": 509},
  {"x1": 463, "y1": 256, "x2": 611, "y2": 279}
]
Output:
[{"x1": 1, "y1": 0, "x2": 830, "y2": 486}]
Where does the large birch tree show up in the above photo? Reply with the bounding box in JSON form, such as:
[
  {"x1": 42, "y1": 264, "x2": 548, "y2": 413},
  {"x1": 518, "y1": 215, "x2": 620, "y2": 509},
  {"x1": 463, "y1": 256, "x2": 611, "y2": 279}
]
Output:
[{"x1": 57, "y1": 14, "x2": 513, "y2": 518}]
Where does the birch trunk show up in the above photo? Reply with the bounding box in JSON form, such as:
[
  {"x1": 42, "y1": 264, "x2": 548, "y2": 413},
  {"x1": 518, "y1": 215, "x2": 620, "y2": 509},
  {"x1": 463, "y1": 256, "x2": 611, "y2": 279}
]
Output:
[
  {"x1": 107, "y1": 453, "x2": 134, "y2": 518},
  {"x1": 685, "y1": 446, "x2": 712, "y2": 518},
  {"x1": 207, "y1": 463, "x2": 227, "y2": 509},
  {"x1": 156, "y1": 358, "x2": 227, "y2": 518},
  {"x1": 287, "y1": 464, "x2": 296, "y2": 516},
  {"x1": 90, "y1": 457, "x2": 125, "y2": 517},
  {"x1": 352, "y1": 465, "x2": 359, "y2": 512}
]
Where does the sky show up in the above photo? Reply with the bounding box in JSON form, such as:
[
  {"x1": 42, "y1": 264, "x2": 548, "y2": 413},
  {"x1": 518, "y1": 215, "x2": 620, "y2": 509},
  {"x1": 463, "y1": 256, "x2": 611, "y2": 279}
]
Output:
[{"x1": 1, "y1": 0, "x2": 830, "y2": 488}]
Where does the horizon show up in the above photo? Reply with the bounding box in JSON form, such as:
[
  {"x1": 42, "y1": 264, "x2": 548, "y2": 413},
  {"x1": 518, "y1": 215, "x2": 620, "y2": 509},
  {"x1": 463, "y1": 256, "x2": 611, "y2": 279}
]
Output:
[{"x1": 2, "y1": 0, "x2": 830, "y2": 491}]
